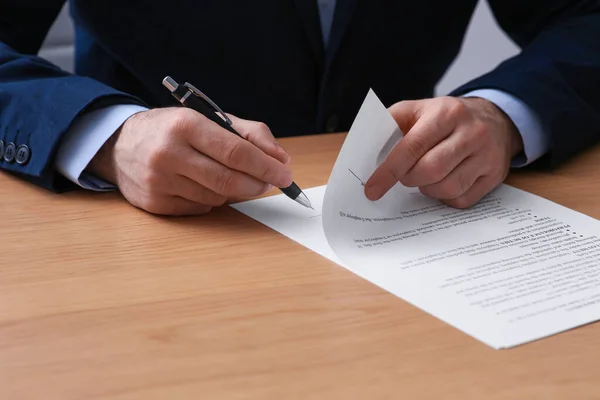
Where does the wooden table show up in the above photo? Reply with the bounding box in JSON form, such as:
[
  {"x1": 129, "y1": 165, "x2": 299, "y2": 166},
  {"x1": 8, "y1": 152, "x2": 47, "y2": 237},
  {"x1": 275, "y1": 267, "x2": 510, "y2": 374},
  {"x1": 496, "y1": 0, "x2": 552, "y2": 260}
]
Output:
[{"x1": 1, "y1": 133, "x2": 599, "y2": 399}]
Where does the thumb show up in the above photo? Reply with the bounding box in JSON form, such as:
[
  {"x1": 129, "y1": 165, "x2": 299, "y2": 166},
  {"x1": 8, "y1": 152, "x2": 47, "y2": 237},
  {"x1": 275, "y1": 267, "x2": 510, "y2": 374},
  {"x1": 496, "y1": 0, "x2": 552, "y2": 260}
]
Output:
[
  {"x1": 228, "y1": 114, "x2": 291, "y2": 164},
  {"x1": 388, "y1": 100, "x2": 422, "y2": 134}
]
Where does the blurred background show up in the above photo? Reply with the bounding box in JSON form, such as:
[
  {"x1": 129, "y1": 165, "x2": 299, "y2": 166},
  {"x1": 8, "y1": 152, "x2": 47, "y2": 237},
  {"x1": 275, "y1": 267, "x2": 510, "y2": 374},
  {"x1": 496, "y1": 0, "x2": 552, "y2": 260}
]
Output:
[{"x1": 39, "y1": 0, "x2": 520, "y2": 97}]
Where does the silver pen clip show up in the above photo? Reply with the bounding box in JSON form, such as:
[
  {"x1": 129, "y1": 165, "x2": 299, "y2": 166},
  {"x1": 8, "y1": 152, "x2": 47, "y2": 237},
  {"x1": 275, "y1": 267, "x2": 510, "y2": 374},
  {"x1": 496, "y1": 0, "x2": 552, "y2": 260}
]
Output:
[{"x1": 183, "y1": 82, "x2": 233, "y2": 126}]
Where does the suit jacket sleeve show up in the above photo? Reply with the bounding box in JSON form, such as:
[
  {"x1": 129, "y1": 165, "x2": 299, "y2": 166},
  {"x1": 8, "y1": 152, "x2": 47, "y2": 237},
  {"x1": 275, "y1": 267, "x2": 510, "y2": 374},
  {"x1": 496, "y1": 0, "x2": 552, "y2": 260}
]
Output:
[
  {"x1": 0, "y1": 2, "x2": 145, "y2": 192},
  {"x1": 451, "y1": 0, "x2": 600, "y2": 167}
]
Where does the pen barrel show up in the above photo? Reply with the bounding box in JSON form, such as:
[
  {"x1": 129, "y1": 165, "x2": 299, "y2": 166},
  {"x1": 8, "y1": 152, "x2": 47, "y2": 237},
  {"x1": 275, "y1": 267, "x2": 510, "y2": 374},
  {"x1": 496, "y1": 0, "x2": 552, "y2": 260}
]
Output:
[
  {"x1": 281, "y1": 182, "x2": 302, "y2": 200},
  {"x1": 183, "y1": 94, "x2": 241, "y2": 137}
]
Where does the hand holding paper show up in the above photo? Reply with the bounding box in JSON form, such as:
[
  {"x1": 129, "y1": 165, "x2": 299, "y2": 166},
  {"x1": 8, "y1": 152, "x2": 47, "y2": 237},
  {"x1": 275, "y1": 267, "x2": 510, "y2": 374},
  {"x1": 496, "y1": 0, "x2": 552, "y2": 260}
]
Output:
[
  {"x1": 233, "y1": 90, "x2": 600, "y2": 349},
  {"x1": 365, "y1": 96, "x2": 523, "y2": 209}
]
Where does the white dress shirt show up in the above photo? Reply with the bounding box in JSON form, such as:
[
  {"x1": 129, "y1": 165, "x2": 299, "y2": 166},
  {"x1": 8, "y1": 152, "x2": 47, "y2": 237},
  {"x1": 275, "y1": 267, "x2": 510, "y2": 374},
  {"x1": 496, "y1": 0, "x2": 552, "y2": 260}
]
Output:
[
  {"x1": 55, "y1": 0, "x2": 549, "y2": 190},
  {"x1": 55, "y1": 104, "x2": 147, "y2": 190}
]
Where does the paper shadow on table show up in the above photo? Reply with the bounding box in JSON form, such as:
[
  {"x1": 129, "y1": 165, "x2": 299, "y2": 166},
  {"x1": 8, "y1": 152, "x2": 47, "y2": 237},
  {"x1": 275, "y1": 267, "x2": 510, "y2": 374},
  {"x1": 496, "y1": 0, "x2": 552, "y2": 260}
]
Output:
[{"x1": 155, "y1": 199, "x2": 313, "y2": 237}]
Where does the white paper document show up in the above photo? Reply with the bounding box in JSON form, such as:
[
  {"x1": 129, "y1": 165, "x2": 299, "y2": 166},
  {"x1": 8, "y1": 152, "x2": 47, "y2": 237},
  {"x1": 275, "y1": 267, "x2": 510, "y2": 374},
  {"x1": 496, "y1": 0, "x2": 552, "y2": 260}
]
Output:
[{"x1": 232, "y1": 90, "x2": 600, "y2": 349}]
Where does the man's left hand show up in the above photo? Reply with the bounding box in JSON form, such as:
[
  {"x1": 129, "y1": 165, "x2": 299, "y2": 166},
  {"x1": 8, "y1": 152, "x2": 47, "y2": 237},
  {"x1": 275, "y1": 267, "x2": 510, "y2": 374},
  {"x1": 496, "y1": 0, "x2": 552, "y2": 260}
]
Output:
[{"x1": 365, "y1": 96, "x2": 524, "y2": 208}]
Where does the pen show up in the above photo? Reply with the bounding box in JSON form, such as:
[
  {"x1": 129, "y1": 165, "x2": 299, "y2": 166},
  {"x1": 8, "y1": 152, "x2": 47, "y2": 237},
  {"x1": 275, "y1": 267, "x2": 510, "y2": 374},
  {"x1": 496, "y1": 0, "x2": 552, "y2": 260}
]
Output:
[{"x1": 162, "y1": 76, "x2": 313, "y2": 209}]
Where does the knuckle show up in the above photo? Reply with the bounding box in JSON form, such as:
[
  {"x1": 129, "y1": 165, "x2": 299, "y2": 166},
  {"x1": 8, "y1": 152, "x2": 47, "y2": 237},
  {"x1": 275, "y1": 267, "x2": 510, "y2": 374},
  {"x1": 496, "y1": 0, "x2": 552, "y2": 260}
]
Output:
[
  {"x1": 146, "y1": 145, "x2": 170, "y2": 169},
  {"x1": 446, "y1": 98, "x2": 467, "y2": 118},
  {"x1": 168, "y1": 108, "x2": 196, "y2": 136},
  {"x1": 377, "y1": 162, "x2": 401, "y2": 184},
  {"x1": 438, "y1": 180, "x2": 460, "y2": 199},
  {"x1": 448, "y1": 197, "x2": 473, "y2": 209},
  {"x1": 469, "y1": 121, "x2": 490, "y2": 145},
  {"x1": 442, "y1": 174, "x2": 471, "y2": 200},
  {"x1": 404, "y1": 135, "x2": 428, "y2": 161},
  {"x1": 141, "y1": 171, "x2": 163, "y2": 192},
  {"x1": 215, "y1": 170, "x2": 236, "y2": 195},
  {"x1": 420, "y1": 176, "x2": 469, "y2": 201},
  {"x1": 259, "y1": 163, "x2": 278, "y2": 183},
  {"x1": 458, "y1": 173, "x2": 474, "y2": 194},
  {"x1": 471, "y1": 120, "x2": 488, "y2": 136},
  {"x1": 450, "y1": 179, "x2": 469, "y2": 200},
  {"x1": 421, "y1": 160, "x2": 447, "y2": 183},
  {"x1": 254, "y1": 121, "x2": 270, "y2": 134},
  {"x1": 219, "y1": 140, "x2": 249, "y2": 167}
]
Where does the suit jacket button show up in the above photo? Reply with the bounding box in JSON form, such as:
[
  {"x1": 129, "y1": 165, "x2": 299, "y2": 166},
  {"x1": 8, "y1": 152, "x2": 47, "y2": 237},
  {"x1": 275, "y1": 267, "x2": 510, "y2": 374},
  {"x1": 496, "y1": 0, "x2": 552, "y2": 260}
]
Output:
[
  {"x1": 326, "y1": 114, "x2": 339, "y2": 133},
  {"x1": 0, "y1": 140, "x2": 4, "y2": 159},
  {"x1": 3, "y1": 142, "x2": 16, "y2": 163},
  {"x1": 15, "y1": 145, "x2": 30, "y2": 165}
]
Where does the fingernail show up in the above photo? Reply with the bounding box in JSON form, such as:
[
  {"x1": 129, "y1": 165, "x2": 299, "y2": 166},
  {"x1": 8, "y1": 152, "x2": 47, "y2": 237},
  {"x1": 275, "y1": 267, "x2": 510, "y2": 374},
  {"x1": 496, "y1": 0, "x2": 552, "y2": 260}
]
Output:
[{"x1": 365, "y1": 184, "x2": 384, "y2": 200}]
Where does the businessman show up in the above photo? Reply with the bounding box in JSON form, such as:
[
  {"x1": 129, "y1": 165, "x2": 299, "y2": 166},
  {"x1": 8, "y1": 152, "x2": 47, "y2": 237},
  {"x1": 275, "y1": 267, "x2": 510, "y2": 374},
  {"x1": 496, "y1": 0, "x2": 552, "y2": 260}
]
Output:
[{"x1": 1, "y1": 1, "x2": 599, "y2": 215}]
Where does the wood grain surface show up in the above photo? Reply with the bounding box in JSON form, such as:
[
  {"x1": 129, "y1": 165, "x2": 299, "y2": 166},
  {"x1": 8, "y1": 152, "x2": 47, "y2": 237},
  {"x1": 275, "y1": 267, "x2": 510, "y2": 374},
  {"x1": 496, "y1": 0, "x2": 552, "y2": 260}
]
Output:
[{"x1": 0, "y1": 133, "x2": 599, "y2": 399}]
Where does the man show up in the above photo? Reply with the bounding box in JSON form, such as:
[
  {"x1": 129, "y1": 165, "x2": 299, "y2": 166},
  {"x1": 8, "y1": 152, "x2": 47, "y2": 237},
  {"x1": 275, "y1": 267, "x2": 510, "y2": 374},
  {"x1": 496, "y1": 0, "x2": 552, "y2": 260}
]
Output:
[{"x1": 1, "y1": 1, "x2": 599, "y2": 216}]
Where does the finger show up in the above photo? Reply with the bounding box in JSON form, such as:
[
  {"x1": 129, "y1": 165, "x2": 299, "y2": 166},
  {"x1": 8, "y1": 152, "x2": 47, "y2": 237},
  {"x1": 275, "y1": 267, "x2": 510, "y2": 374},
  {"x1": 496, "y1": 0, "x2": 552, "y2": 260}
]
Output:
[
  {"x1": 186, "y1": 114, "x2": 293, "y2": 188},
  {"x1": 442, "y1": 174, "x2": 501, "y2": 209},
  {"x1": 171, "y1": 174, "x2": 227, "y2": 207},
  {"x1": 365, "y1": 113, "x2": 456, "y2": 201},
  {"x1": 175, "y1": 147, "x2": 271, "y2": 198},
  {"x1": 401, "y1": 132, "x2": 476, "y2": 187},
  {"x1": 418, "y1": 156, "x2": 484, "y2": 200},
  {"x1": 228, "y1": 115, "x2": 291, "y2": 164},
  {"x1": 140, "y1": 196, "x2": 213, "y2": 217},
  {"x1": 388, "y1": 100, "x2": 422, "y2": 133}
]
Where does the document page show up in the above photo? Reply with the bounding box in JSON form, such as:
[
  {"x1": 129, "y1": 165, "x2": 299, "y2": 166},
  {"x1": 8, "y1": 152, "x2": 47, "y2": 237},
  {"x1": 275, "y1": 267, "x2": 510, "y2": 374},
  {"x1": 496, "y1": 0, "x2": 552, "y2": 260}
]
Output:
[{"x1": 232, "y1": 90, "x2": 600, "y2": 349}]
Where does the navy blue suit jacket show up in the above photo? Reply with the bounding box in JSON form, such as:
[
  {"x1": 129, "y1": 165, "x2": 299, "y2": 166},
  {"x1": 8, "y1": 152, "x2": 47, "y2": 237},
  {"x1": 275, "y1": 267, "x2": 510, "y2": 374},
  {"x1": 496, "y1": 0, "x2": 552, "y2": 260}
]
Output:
[{"x1": 1, "y1": 1, "x2": 599, "y2": 191}]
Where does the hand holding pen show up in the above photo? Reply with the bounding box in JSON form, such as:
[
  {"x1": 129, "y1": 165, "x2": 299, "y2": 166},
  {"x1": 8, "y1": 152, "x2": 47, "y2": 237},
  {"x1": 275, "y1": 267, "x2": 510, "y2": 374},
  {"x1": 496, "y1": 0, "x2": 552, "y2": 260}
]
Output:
[
  {"x1": 162, "y1": 77, "x2": 312, "y2": 209},
  {"x1": 86, "y1": 79, "x2": 310, "y2": 216}
]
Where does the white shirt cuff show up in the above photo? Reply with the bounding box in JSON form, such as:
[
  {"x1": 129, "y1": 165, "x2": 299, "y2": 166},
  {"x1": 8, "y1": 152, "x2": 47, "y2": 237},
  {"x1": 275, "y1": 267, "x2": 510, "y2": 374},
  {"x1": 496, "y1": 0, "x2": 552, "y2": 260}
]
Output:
[
  {"x1": 462, "y1": 89, "x2": 550, "y2": 167},
  {"x1": 55, "y1": 104, "x2": 148, "y2": 191}
]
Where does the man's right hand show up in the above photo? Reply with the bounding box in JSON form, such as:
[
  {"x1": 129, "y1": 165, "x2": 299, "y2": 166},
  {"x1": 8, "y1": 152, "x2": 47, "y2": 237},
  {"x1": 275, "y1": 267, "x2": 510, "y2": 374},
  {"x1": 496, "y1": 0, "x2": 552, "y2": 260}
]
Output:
[{"x1": 88, "y1": 107, "x2": 293, "y2": 216}]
